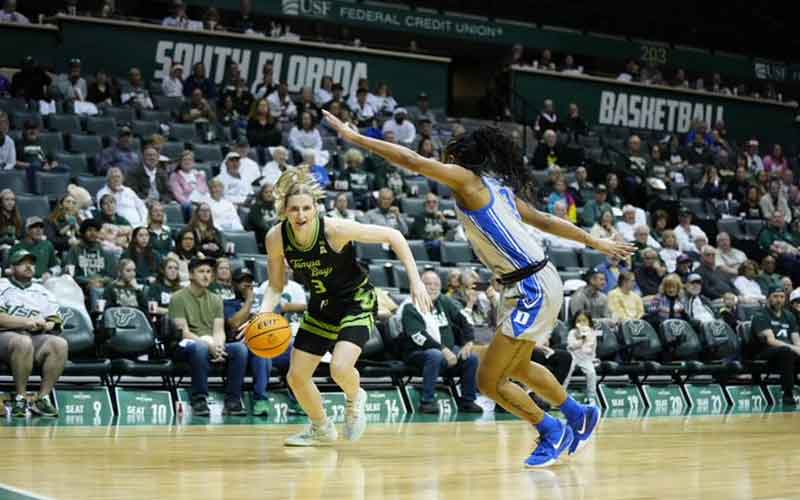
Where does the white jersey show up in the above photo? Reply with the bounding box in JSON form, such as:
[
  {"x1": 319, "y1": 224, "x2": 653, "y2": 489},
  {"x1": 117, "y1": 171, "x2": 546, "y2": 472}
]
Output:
[
  {"x1": 456, "y1": 176, "x2": 563, "y2": 343},
  {"x1": 456, "y1": 176, "x2": 547, "y2": 276},
  {"x1": 0, "y1": 278, "x2": 62, "y2": 322}
]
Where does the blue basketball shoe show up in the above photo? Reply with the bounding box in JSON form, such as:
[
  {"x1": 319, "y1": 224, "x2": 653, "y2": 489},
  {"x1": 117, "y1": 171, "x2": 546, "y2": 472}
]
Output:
[
  {"x1": 525, "y1": 418, "x2": 573, "y2": 468},
  {"x1": 567, "y1": 404, "x2": 600, "y2": 455}
]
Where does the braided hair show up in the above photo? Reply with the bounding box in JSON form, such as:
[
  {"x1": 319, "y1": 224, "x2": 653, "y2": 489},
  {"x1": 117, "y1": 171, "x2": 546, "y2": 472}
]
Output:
[{"x1": 445, "y1": 126, "x2": 535, "y2": 204}]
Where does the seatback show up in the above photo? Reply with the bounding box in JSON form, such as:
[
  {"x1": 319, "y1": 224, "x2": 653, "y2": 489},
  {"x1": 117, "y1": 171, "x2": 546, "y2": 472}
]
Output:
[
  {"x1": 620, "y1": 319, "x2": 663, "y2": 362},
  {"x1": 701, "y1": 320, "x2": 739, "y2": 361},
  {"x1": 661, "y1": 319, "x2": 702, "y2": 361},
  {"x1": 360, "y1": 327, "x2": 385, "y2": 360},
  {"x1": 593, "y1": 318, "x2": 621, "y2": 361},
  {"x1": 738, "y1": 320, "x2": 757, "y2": 360},
  {"x1": 58, "y1": 306, "x2": 95, "y2": 356},
  {"x1": 549, "y1": 320, "x2": 569, "y2": 350},
  {"x1": 102, "y1": 307, "x2": 155, "y2": 356}
]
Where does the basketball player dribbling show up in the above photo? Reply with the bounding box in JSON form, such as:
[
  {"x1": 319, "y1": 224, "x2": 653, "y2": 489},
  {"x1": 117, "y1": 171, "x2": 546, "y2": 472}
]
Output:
[
  {"x1": 324, "y1": 110, "x2": 635, "y2": 467},
  {"x1": 259, "y1": 169, "x2": 431, "y2": 447}
]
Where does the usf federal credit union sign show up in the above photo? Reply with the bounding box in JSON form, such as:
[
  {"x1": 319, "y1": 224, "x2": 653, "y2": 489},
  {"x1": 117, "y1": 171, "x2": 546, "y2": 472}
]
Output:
[{"x1": 511, "y1": 67, "x2": 798, "y2": 144}]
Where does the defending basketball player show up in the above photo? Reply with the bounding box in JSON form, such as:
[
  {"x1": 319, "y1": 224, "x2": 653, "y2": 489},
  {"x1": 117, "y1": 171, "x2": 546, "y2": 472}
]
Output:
[
  {"x1": 323, "y1": 110, "x2": 634, "y2": 467},
  {"x1": 259, "y1": 168, "x2": 432, "y2": 447}
]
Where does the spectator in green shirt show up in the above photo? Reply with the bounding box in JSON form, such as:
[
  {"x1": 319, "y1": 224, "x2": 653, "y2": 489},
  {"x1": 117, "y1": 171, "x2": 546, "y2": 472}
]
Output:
[
  {"x1": 146, "y1": 256, "x2": 183, "y2": 316},
  {"x1": 580, "y1": 184, "x2": 612, "y2": 227},
  {"x1": 209, "y1": 257, "x2": 236, "y2": 300},
  {"x1": 168, "y1": 257, "x2": 248, "y2": 417},
  {"x1": 147, "y1": 201, "x2": 174, "y2": 258},
  {"x1": 63, "y1": 219, "x2": 117, "y2": 289},
  {"x1": 750, "y1": 285, "x2": 800, "y2": 406},
  {"x1": 121, "y1": 227, "x2": 161, "y2": 284},
  {"x1": 9, "y1": 217, "x2": 59, "y2": 280},
  {"x1": 103, "y1": 258, "x2": 147, "y2": 312},
  {"x1": 399, "y1": 270, "x2": 481, "y2": 414}
]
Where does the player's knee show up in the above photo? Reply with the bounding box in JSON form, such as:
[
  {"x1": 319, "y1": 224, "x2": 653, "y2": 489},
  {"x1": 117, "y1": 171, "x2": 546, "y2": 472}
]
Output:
[
  {"x1": 9, "y1": 335, "x2": 34, "y2": 356},
  {"x1": 286, "y1": 366, "x2": 304, "y2": 389},
  {"x1": 330, "y1": 359, "x2": 354, "y2": 382}
]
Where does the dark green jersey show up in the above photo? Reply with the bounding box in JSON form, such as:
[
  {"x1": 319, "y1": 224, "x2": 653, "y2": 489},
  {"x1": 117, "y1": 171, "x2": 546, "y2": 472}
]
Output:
[{"x1": 281, "y1": 216, "x2": 368, "y2": 302}]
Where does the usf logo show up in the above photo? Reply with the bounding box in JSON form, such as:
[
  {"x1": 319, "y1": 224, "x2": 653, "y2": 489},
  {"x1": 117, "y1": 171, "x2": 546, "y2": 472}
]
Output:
[
  {"x1": 282, "y1": 0, "x2": 331, "y2": 17},
  {"x1": 112, "y1": 308, "x2": 138, "y2": 328}
]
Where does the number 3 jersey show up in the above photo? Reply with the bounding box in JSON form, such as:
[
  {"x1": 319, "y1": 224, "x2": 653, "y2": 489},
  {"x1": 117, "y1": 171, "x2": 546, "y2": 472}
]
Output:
[{"x1": 281, "y1": 215, "x2": 372, "y2": 314}]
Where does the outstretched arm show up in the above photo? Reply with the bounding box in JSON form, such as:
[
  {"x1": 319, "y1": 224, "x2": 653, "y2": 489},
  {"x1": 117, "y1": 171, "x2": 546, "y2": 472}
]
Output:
[
  {"x1": 323, "y1": 109, "x2": 473, "y2": 191},
  {"x1": 516, "y1": 198, "x2": 635, "y2": 259},
  {"x1": 328, "y1": 218, "x2": 432, "y2": 313}
]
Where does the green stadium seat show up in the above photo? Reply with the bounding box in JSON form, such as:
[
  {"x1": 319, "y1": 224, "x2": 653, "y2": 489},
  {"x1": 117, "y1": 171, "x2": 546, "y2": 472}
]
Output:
[{"x1": 102, "y1": 307, "x2": 155, "y2": 357}]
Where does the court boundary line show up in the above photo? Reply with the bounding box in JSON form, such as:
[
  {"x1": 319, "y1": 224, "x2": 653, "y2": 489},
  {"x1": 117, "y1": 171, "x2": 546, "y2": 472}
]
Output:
[{"x1": 0, "y1": 482, "x2": 54, "y2": 500}]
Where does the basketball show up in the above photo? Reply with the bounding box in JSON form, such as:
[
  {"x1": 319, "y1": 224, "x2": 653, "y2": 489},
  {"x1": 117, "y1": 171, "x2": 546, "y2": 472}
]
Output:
[{"x1": 244, "y1": 313, "x2": 292, "y2": 359}]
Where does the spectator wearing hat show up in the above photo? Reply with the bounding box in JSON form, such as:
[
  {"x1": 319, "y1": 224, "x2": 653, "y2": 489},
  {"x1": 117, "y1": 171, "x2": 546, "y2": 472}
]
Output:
[
  {"x1": 673, "y1": 207, "x2": 707, "y2": 253},
  {"x1": 63, "y1": 219, "x2": 117, "y2": 290},
  {"x1": 231, "y1": 137, "x2": 261, "y2": 188},
  {"x1": 96, "y1": 167, "x2": 148, "y2": 228},
  {"x1": 126, "y1": 144, "x2": 173, "y2": 204},
  {"x1": 608, "y1": 271, "x2": 644, "y2": 321},
  {"x1": 215, "y1": 152, "x2": 250, "y2": 206},
  {"x1": 382, "y1": 108, "x2": 416, "y2": 147},
  {"x1": 169, "y1": 256, "x2": 248, "y2": 416},
  {"x1": 408, "y1": 92, "x2": 436, "y2": 125},
  {"x1": 684, "y1": 273, "x2": 716, "y2": 324},
  {"x1": 8, "y1": 217, "x2": 59, "y2": 280},
  {"x1": 569, "y1": 271, "x2": 609, "y2": 319},
  {"x1": 751, "y1": 285, "x2": 800, "y2": 406},
  {"x1": 224, "y1": 267, "x2": 288, "y2": 417},
  {"x1": 0, "y1": 112, "x2": 16, "y2": 171},
  {"x1": 289, "y1": 111, "x2": 323, "y2": 162},
  {"x1": 0, "y1": 248, "x2": 67, "y2": 418},
  {"x1": 788, "y1": 288, "x2": 800, "y2": 325},
  {"x1": 162, "y1": 63, "x2": 184, "y2": 97},
  {"x1": 95, "y1": 126, "x2": 141, "y2": 175}
]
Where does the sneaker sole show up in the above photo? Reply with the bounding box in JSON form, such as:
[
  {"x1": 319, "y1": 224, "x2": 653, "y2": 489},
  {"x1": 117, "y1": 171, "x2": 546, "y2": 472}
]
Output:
[{"x1": 569, "y1": 406, "x2": 600, "y2": 455}]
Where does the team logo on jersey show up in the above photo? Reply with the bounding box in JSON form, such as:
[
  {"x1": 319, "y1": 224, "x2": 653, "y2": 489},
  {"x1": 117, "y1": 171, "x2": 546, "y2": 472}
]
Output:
[{"x1": 319, "y1": 244, "x2": 327, "y2": 255}]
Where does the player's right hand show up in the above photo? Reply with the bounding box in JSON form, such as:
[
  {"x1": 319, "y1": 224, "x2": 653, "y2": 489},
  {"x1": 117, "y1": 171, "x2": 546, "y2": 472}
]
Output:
[{"x1": 410, "y1": 280, "x2": 433, "y2": 314}]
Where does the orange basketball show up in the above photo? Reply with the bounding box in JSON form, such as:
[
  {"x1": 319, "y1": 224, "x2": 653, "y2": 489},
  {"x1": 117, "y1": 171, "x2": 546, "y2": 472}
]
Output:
[{"x1": 244, "y1": 313, "x2": 292, "y2": 359}]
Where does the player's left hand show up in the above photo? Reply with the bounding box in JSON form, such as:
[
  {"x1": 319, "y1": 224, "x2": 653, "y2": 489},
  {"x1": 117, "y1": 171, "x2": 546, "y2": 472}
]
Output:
[
  {"x1": 410, "y1": 279, "x2": 433, "y2": 314},
  {"x1": 592, "y1": 238, "x2": 636, "y2": 259}
]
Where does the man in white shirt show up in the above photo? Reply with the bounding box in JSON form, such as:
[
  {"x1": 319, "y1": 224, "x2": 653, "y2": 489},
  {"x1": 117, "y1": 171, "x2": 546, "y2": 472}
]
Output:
[
  {"x1": 232, "y1": 138, "x2": 261, "y2": 188},
  {"x1": 685, "y1": 273, "x2": 716, "y2": 324},
  {"x1": 674, "y1": 207, "x2": 707, "y2": 253},
  {"x1": 715, "y1": 231, "x2": 746, "y2": 277},
  {"x1": 615, "y1": 205, "x2": 638, "y2": 242},
  {"x1": 261, "y1": 146, "x2": 292, "y2": 186},
  {"x1": 382, "y1": 108, "x2": 416, "y2": 147},
  {"x1": 0, "y1": 0, "x2": 29, "y2": 23},
  {"x1": 0, "y1": 112, "x2": 16, "y2": 170},
  {"x1": 266, "y1": 81, "x2": 297, "y2": 122},
  {"x1": 215, "y1": 152, "x2": 251, "y2": 205},
  {"x1": 161, "y1": 0, "x2": 201, "y2": 30},
  {"x1": 161, "y1": 64, "x2": 184, "y2": 97},
  {"x1": 288, "y1": 112, "x2": 323, "y2": 158},
  {"x1": 96, "y1": 167, "x2": 148, "y2": 227},
  {"x1": 351, "y1": 88, "x2": 376, "y2": 127}
]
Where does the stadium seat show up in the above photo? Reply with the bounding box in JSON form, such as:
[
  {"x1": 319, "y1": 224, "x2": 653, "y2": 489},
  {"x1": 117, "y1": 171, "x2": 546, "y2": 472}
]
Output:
[
  {"x1": 58, "y1": 306, "x2": 111, "y2": 377},
  {"x1": 700, "y1": 320, "x2": 740, "y2": 362},
  {"x1": 661, "y1": 319, "x2": 702, "y2": 362},
  {"x1": 407, "y1": 239, "x2": 429, "y2": 261},
  {"x1": 355, "y1": 242, "x2": 391, "y2": 261},
  {"x1": 367, "y1": 264, "x2": 390, "y2": 288},
  {"x1": 548, "y1": 247, "x2": 582, "y2": 270},
  {"x1": 86, "y1": 116, "x2": 117, "y2": 136},
  {"x1": 439, "y1": 198, "x2": 456, "y2": 212},
  {"x1": 440, "y1": 241, "x2": 474, "y2": 265},
  {"x1": 163, "y1": 203, "x2": 183, "y2": 225},
  {"x1": 400, "y1": 197, "x2": 425, "y2": 217},
  {"x1": 743, "y1": 219, "x2": 765, "y2": 238},
  {"x1": 154, "y1": 95, "x2": 184, "y2": 115},
  {"x1": 131, "y1": 119, "x2": 160, "y2": 138},
  {"x1": 435, "y1": 182, "x2": 453, "y2": 198},
  {"x1": 160, "y1": 141, "x2": 184, "y2": 161},
  {"x1": 103, "y1": 106, "x2": 136, "y2": 123},
  {"x1": 717, "y1": 218, "x2": 747, "y2": 241},
  {"x1": 581, "y1": 248, "x2": 607, "y2": 270},
  {"x1": 391, "y1": 265, "x2": 409, "y2": 291},
  {"x1": 620, "y1": 319, "x2": 663, "y2": 363},
  {"x1": 252, "y1": 258, "x2": 268, "y2": 283},
  {"x1": 435, "y1": 266, "x2": 455, "y2": 289},
  {"x1": 193, "y1": 162, "x2": 214, "y2": 181},
  {"x1": 38, "y1": 131, "x2": 65, "y2": 155},
  {"x1": 549, "y1": 320, "x2": 569, "y2": 350},
  {"x1": 0, "y1": 169, "x2": 29, "y2": 194},
  {"x1": 140, "y1": 109, "x2": 171, "y2": 123},
  {"x1": 102, "y1": 307, "x2": 155, "y2": 357},
  {"x1": 237, "y1": 207, "x2": 251, "y2": 230},
  {"x1": 33, "y1": 171, "x2": 70, "y2": 199},
  {"x1": 77, "y1": 174, "x2": 107, "y2": 200},
  {"x1": 15, "y1": 194, "x2": 50, "y2": 219},
  {"x1": 169, "y1": 123, "x2": 198, "y2": 142},
  {"x1": 193, "y1": 143, "x2": 223, "y2": 163},
  {"x1": 69, "y1": 134, "x2": 103, "y2": 156},
  {"x1": 405, "y1": 178, "x2": 430, "y2": 196},
  {"x1": 224, "y1": 231, "x2": 259, "y2": 255},
  {"x1": 682, "y1": 198, "x2": 715, "y2": 222},
  {"x1": 0, "y1": 97, "x2": 29, "y2": 114},
  {"x1": 11, "y1": 111, "x2": 42, "y2": 130},
  {"x1": 47, "y1": 114, "x2": 82, "y2": 134}
]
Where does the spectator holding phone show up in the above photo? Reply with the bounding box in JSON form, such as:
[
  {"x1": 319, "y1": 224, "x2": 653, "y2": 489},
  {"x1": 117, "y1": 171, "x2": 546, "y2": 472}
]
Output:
[{"x1": 565, "y1": 311, "x2": 600, "y2": 403}]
